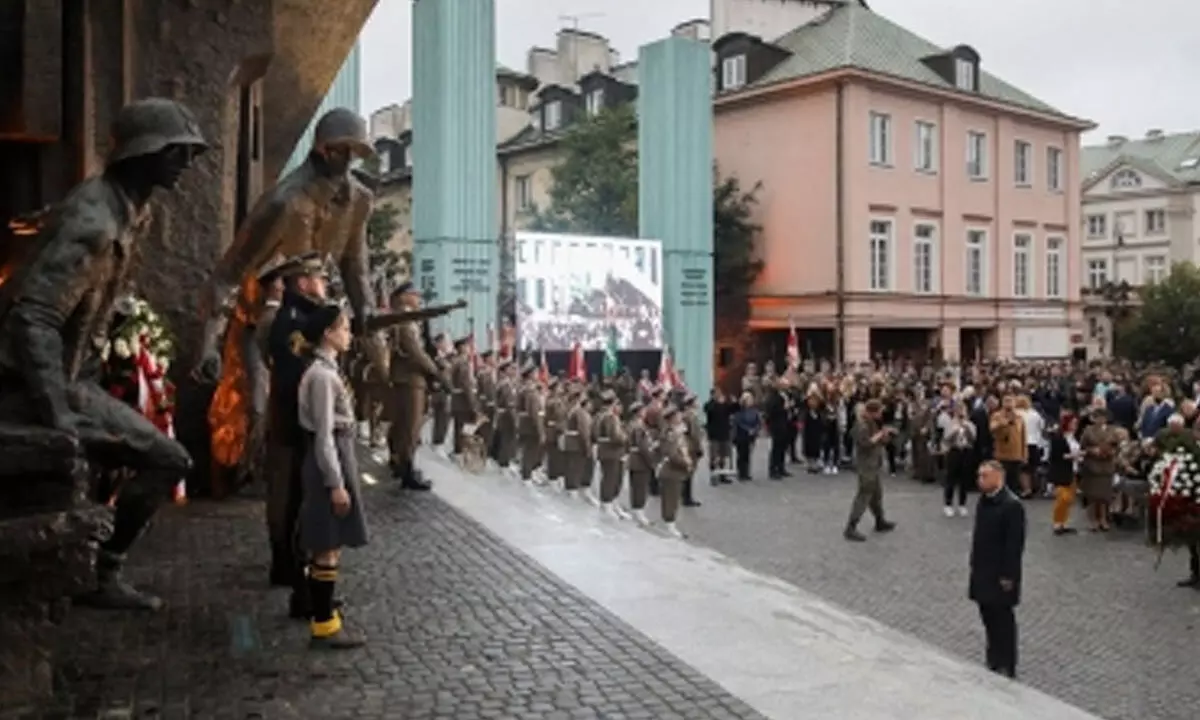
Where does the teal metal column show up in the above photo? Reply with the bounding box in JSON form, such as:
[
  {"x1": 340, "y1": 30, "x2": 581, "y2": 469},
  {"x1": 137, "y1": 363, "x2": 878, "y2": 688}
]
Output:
[
  {"x1": 411, "y1": 0, "x2": 498, "y2": 341},
  {"x1": 638, "y1": 38, "x2": 713, "y2": 391},
  {"x1": 283, "y1": 43, "x2": 362, "y2": 175}
]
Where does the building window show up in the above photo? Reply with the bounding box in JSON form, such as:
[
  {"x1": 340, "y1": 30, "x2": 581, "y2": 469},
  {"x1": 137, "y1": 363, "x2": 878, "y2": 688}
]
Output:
[
  {"x1": 586, "y1": 88, "x2": 604, "y2": 116},
  {"x1": 1013, "y1": 233, "x2": 1032, "y2": 297},
  {"x1": 954, "y1": 57, "x2": 975, "y2": 91},
  {"x1": 1085, "y1": 214, "x2": 1107, "y2": 239},
  {"x1": 966, "y1": 229, "x2": 986, "y2": 296},
  {"x1": 869, "y1": 219, "x2": 892, "y2": 291},
  {"x1": 544, "y1": 100, "x2": 562, "y2": 131},
  {"x1": 967, "y1": 131, "x2": 987, "y2": 179},
  {"x1": 1045, "y1": 236, "x2": 1063, "y2": 299},
  {"x1": 1047, "y1": 147, "x2": 1063, "y2": 191},
  {"x1": 403, "y1": 145, "x2": 411, "y2": 167},
  {"x1": 721, "y1": 54, "x2": 746, "y2": 90},
  {"x1": 535, "y1": 278, "x2": 546, "y2": 310},
  {"x1": 1014, "y1": 141, "x2": 1032, "y2": 186},
  {"x1": 515, "y1": 174, "x2": 532, "y2": 211},
  {"x1": 869, "y1": 113, "x2": 892, "y2": 166},
  {"x1": 1145, "y1": 208, "x2": 1167, "y2": 235},
  {"x1": 1144, "y1": 255, "x2": 1167, "y2": 284},
  {"x1": 1114, "y1": 211, "x2": 1135, "y2": 242},
  {"x1": 1111, "y1": 168, "x2": 1141, "y2": 189},
  {"x1": 379, "y1": 151, "x2": 391, "y2": 175},
  {"x1": 1087, "y1": 258, "x2": 1108, "y2": 289},
  {"x1": 914, "y1": 121, "x2": 937, "y2": 173},
  {"x1": 913, "y1": 223, "x2": 936, "y2": 293}
]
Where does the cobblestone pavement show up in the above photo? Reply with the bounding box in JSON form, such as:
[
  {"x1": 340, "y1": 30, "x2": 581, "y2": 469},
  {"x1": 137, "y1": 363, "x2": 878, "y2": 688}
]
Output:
[
  {"x1": 678, "y1": 449, "x2": 1200, "y2": 720},
  {"x1": 37, "y1": 455, "x2": 765, "y2": 720}
]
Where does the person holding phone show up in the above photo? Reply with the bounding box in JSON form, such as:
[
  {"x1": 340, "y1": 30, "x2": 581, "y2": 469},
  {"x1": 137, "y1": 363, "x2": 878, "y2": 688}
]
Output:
[
  {"x1": 297, "y1": 302, "x2": 369, "y2": 650},
  {"x1": 844, "y1": 399, "x2": 898, "y2": 542}
]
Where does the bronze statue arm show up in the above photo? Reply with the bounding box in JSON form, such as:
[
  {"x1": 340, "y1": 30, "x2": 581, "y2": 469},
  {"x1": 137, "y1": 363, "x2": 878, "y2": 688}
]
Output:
[
  {"x1": 10, "y1": 233, "x2": 110, "y2": 428},
  {"x1": 339, "y1": 212, "x2": 373, "y2": 334},
  {"x1": 363, "y1": 299, "x2": 467, "y2": 333}
]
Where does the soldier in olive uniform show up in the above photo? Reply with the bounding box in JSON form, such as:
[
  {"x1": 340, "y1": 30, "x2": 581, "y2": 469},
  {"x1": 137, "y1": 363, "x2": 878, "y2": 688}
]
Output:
[
  {"x1": 386, "y1": 282, "x2": 444, "y2": 491},
  {"x1": 595, "y1": 390, "x2": 629, "y2": 518},
  {"x1": 493, "y1": 360, "x2": 520, "y2": 474},
  {"x1": 626, "y1": 402, "x2": 655, "y2": 525},
  {"x1": 682, "y1": 394, "x2": 705, "y2": 508},
  {"x1": 427, "y1": 333, "x2": 453, "y2": 456},
  {"x1": 449, "y1": 336, "x2": 480, "y2": 457},
  {"x1": 563, "y1": 386, "x2": 595, "y2": 500},
  {"x1": 476, "y1": 350, "x2": 497, "y2": 461},
  {"x1": 517, "y1": 363, "x2": 545, "y2": 481},
  {"x1": 844, "y1": 399, "x2": 898, "y2": 542},
  {"x1": 645, "y1": 388, "x2": 667, "y2": 496},
  {"x1": 656, "y1": 408, "x2": 692, "y2": 539},
  {"x1": 543, "y1": 379, "x2": 567, "y2": 485}
]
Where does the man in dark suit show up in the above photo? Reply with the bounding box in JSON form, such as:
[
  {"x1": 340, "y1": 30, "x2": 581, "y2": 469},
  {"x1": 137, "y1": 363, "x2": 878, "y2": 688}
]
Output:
[{"x1": 969, "y1": 460, "x2": 1027, "y2": 678}]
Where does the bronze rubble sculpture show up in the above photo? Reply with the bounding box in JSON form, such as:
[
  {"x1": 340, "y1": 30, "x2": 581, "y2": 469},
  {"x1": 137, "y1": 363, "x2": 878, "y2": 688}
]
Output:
[{"x1": 0, "y1": 98, "x2": 206, "y2": 712}]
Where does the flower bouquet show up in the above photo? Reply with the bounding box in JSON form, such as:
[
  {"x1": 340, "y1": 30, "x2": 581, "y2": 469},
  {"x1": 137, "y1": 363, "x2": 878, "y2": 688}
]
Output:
[{"x1": 1147, "y1": 448, "x2": 1200, "y2": 552}]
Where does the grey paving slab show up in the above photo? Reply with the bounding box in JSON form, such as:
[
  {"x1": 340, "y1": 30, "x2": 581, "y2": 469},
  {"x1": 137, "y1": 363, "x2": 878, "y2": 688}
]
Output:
[
  {"x1": 674, "y1": 445, "x2": 1200, "y2": 720},
  {"x1": 38, "y1": 456, "x2": 763, "y2": 720},
  {"x1": 422, "y1": 448, "x2": 1103, "y2": 720}
]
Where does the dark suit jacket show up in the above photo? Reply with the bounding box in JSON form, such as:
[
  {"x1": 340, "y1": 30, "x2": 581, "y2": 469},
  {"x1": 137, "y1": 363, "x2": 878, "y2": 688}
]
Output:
[{"x1": 969, "y1": 487, "x2": 1027, "y2": 607}]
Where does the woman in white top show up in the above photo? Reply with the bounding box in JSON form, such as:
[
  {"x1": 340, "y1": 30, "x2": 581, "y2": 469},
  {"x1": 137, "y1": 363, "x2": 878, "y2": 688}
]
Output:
[{"x1": 1016, "y1": 395, "x2": 1045, "y2": 500}]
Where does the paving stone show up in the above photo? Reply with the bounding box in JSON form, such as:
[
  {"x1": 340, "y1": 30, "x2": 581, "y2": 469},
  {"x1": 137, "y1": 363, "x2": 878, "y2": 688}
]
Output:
[
  {"x1": 680, "y1": 448, "x2": 1200, "y2": 720},
  {"x1": 30, "y1": 452, "x2": 764, "y2": 720}
]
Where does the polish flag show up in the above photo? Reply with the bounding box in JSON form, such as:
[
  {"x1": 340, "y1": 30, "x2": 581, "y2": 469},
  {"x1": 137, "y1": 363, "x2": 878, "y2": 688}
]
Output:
[
  {"x1": 568, "y1": 341, "x2": 586, "y2": 382},
  {"x1": 658, "y1": 345, "x2": 676, "y2": 391},
  {"x1": 787, "y1": 315, "x2": 800, "y2": 369},
  {"x1": 538, "y1": 349, "x2": 550, "y2": 386}
]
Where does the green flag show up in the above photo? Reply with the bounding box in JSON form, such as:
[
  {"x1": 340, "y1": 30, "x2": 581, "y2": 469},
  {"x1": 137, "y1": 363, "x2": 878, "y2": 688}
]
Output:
[{"x1": 602, "y1": 325, "x2": 619, "y2": 378}]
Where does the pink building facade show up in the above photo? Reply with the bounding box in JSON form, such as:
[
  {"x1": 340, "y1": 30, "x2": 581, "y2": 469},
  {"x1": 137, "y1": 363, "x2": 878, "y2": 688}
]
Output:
[{"x1": 712, "y1": 8, "x2": 1093, "y2": 363}]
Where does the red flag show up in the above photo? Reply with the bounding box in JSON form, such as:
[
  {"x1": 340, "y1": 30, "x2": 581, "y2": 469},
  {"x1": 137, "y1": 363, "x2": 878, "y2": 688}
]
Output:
[
  {"x1": 787, "y1": 315, "x2": 800, "y2": 368},
  {"x1": 658, "y1": 345, "x2": 675, "y2": 391},
  {"x1": 538, "y1": 349, "x2": 550, "y2": 386},
  {"x1": 568, "y1": 342, "x2": 586, "y2": 382}
]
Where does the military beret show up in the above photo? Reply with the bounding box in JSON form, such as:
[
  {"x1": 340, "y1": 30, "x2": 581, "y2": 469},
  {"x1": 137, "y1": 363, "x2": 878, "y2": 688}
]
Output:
[
  {"x1": 628, "y1": 401, "x2": 644, "y2": 415},
  {"x1": 600, "y1": 389, "x2": 617, "y2": 403},
  {"x1": 454, "y1": 335, "x2": 472, "y2": 349},
  {"x1": 303, "y1": 302, "x2": 346, "y2": 344},
  {"x1": 651, "y1": 388, "x2": 665, "y2": 398},
  {"x1": 682, "y1": 393, "x2": 698, "y2": 407},
  {"x1": 662, "y1": 407, "x2": 679, "y2": 421},
  {"x1": 498, "y1": 359, "x2": 513, "y2": 370},
  {"x1": 480, "y1": 350, "x2": 494, "y2": 359}
]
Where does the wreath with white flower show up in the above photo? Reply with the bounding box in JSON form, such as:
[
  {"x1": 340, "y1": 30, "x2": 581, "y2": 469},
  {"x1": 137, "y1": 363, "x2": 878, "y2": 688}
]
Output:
[
  {"x1": 1147, "y1": 449, "x2": 1200, "y2": 550},
  {"x1": 102, "y1": 297, "x2": 177, "y2": 436}
]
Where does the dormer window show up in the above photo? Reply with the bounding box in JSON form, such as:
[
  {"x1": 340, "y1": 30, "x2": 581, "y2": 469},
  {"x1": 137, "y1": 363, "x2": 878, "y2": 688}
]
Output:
[
  {"x1": 721, "y1": 54, "x2": 746, "y2": 91},
  {"x1": 544, "y1": 100, "x2": 562, "y2": 131},
  {"x1": 954, "y1": 57, "x2": 975, "y2": 91},
  {"x1": 1111, "y1": 169, "x2": 1141, "y2": 189},
  {"x1": 586, "y1": 88, "x2": 605, "y2": 117},
  {"x1": 403, "y1": 145, "x2": 411, "y2": 168},
  {"x1": 379, "y1": 151, "x2": 391, "y2": 174}
]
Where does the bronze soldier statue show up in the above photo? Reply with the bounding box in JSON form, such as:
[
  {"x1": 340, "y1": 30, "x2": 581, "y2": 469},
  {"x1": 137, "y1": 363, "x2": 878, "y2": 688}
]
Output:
[
  {"x1": 595, "y1": 390, "x2": 629, "y2": 519},
  {"x1": 626, "y1": 402, "x2": 655, "y2": 525},
  {"x1": 191, "y1": 107, "x2": 382, "y2": 492},
  {"x1": 0, "y1": 98, "x2": 206, "y2": 609}
]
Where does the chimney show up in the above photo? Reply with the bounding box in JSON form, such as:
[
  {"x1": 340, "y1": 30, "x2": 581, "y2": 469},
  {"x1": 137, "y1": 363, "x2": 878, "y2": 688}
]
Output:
[
  {"x1": 1146, "y1": 129, "x2": 1164, "y2": 141},
  {"x1": 1107, "y1": 135, "x2": 1128, "y2": 148}
]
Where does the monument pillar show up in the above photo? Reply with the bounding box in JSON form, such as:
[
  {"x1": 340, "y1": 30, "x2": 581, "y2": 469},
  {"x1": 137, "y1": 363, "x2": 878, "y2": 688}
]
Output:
[
  {"x1": 411, "y1": 0, "x2": 498, "y2": 341},
  {"x1": 638, "y1": 38, "x2": 714, "y2": 390}
]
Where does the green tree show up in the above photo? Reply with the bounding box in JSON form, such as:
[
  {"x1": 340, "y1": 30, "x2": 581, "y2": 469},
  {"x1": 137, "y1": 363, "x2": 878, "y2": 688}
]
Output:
[
  {"x1": 712, "y1": 170, "x2": 764, "y2": 391},
  {"x1": 1116, "y1": 261, "x2": 1200, "y2": 367},
  {"x1": 366, "y1": 204, "x2": 404, "y2": 296},
  {"x1": 529, "y1": 104, "x2": 638, "y2": 236}
]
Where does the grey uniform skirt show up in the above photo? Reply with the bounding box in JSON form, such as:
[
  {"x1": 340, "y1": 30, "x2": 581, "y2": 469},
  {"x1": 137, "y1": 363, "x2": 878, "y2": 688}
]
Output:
[{"x1": 300, "y1": 427, "x2": 370, "y2": 553}]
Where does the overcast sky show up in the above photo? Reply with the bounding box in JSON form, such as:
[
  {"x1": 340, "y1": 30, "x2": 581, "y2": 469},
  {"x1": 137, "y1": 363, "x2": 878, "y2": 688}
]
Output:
[{"x1": 359, "y1": 0, "x2": 1198, "y2": 142}]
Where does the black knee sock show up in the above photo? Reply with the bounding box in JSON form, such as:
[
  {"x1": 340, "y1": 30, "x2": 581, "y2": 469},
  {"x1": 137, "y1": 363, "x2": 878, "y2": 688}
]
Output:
[{"x1": 308, "y1": 563, "x2": 339, "y2": 634}]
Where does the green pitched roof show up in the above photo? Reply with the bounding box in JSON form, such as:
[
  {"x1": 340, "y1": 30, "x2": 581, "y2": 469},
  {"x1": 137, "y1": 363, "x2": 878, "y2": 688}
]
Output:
[
  {"x1": 751, "y1": 3, "x2": 1072, "y2": 119},
  {"x1": 1080, "y1": 131, "x2": 1200, "y2": 185}
]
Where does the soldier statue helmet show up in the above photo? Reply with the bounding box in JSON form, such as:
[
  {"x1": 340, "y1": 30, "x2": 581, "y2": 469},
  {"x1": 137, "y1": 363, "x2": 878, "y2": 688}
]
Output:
[
  {"x1": 108, "y1": 97, "x2": 208, "y2": 183},
  {"x1": 311, "y1": 107, "x2": 374, "y2": 175}
]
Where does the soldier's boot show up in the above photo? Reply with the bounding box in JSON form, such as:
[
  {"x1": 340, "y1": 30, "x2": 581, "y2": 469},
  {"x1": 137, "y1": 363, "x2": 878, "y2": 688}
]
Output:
[
  {"x1": 682, "y1": 479, "x2": 702, "y2": 508},
  {"x1": 843, "y1": 522, "x2": 867, "y2": 542},
  {"x1": 400, "y1": 460, "x2": 432, "y2": 491},
  {"x1": 874, "y1": 520, "x2": 897, "y2": 533},
  {"x1": 76, "y1": 551, "x2": 165, "y2": 611}
]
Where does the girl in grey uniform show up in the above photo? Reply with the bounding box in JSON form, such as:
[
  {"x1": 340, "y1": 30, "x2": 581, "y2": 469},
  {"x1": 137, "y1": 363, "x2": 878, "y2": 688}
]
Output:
[{"x1": 297, "y1": 302, "x2": 369, "y2": 649}]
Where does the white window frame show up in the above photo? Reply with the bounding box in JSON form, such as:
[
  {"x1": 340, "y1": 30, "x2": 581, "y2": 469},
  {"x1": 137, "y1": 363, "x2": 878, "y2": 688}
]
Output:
[
  {"x1": 585, "y1": 87, "x2": 605, "y2": 116},
  {"x1": 1014, "y1": 140, "x2": 1032, "y2": 186},
  {"x1": 868, "y1": 218, "x2": 894, "y2": 291},
  {"x1": 1143, "y1": 255, "x2": 1167, "y2": 285},
  {"x1": 1085, "y1": 214, "x2": 1107, "y2": 239},
  {"x1": 1047, "y1": 147, "x2": 1063, "y2": 191},
  {"x1": 967, "y1": 131, "x2": 988, "y2": 179},
  {"x1": 965, "y1": 228, "x2": 987, "y2": 296},
  {"x1": 1087, "y1": 258, "x2": 1109, "y2": 289},
  {"x1": 914, "y1": 121, "x2": 937, "y2": 173},
  {"x1": 1012, "y1": 232, "x2": 1033, "y2": 298},
  {"x1": 515, "y1": 174, "x2": 532, "y2": 211},
  {"x1": 1145, "y1": 208, "x2": 1167, "y2": 235},
  {"x1": 869, "y1": 112, "x2": 892, "y2": 166},
  {"x1": 1045, "y1": 236, "x2": 1063, "y2": 299},
  {"x1": 913, "y1": 222, "x2": 937, "y2": 294},
  {"x1": 721, "y1": 54, "x2": 747, "y2": 91},
  {"x1": 544, "y1": 100, "x2": 562, "y2": 131},
  {"x1": 954, "y1": 57, "x2": 975, "y2": 91}
]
